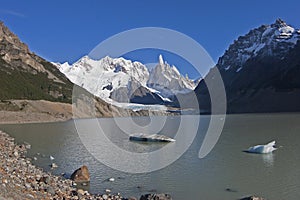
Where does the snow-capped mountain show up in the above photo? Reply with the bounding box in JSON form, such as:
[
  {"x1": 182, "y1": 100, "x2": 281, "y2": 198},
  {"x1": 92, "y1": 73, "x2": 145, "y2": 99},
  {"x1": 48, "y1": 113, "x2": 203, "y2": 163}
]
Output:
[
  {"x1": 218, "y1": 18, "x2": 300, "y2": 73},
  {"x1": 55, "y1": 56, "x2": 152, "y2": 103},
  {"x1": 191, "y1": 19, "x2": 300, "y2": 113},
  {"x1": 54, "y1": 55, "x2": 195, "y2": 105},
  {"x1": 148, "y1": 55, "x2": 196, "y2": 97}
]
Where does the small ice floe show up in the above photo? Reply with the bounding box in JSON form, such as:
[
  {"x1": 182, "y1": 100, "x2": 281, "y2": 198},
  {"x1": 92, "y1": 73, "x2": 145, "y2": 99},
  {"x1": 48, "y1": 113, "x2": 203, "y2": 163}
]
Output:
[
  {"x1": 245, "y1": 141, "x2": 278, "y2": 154},
  {"x1": 101, "y1": 177, "x2": 116, "y2": 183},
  {"x1": 108, "y1": 177, "x2": 115, "y2": 182}
]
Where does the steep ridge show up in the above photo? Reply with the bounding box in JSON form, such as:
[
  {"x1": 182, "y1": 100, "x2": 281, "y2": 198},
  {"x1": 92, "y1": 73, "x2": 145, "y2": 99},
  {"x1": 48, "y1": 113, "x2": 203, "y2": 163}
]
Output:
[
  {"x1": 0, "y1": 21, "x2": 73, "y2": 102},
  {"x1": 191, "y1": 19, "x2": 300, "y2": 113}
]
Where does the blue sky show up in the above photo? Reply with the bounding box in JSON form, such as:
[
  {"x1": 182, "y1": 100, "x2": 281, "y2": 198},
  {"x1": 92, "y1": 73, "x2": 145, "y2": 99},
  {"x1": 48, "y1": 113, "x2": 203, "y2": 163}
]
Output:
[{"x1": 1, "y1": 0, "x2": 300, "y2": 78}]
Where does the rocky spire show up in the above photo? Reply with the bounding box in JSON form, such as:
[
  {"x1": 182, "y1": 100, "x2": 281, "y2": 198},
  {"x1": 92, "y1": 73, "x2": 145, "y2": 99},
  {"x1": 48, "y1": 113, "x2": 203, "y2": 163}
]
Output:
[
  {"x1": 272, "y1": 18, "x2": 288, "y2": 28},
  {"x1": 158, "y1": 54, "x2": 164, "y2": 66}
]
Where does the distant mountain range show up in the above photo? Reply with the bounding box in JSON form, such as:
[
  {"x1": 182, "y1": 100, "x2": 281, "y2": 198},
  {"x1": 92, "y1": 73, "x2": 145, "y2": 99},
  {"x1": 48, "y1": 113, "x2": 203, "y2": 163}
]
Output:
[
  {"x1": 188, "y1": 19, "x2": 300, "y2": 113},
  {"x1": 54, "y1": 54, "x2": 196, "y2": 105},
  {"x1": 1, "y1": 19, "x2": 300, "y2": 115}
]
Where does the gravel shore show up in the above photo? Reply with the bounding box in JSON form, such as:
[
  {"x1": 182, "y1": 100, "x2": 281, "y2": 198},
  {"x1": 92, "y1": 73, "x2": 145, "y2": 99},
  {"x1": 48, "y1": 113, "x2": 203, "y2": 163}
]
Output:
[
  {"x1": 0, "y1": 100, "x2": 73, "y2": 124},
  {"x1": 0, "y1": 130, "x2": 129, "y2": 200}
]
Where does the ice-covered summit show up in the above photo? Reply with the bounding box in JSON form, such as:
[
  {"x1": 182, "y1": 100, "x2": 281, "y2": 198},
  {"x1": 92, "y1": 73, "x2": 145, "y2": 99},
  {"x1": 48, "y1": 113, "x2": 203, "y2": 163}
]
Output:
[
  {"x1": 218, "y1": 18, "x2": 300, "y2": 72},
  {"x1": 147, "y1": 55, "x2": 196, "y2": 97},
  {"x1": 54, "y1": 56, "x2": 149, "y2": 101},
  {"x1": 54, "y1": 54, "x2": 195, "y2": 105}
]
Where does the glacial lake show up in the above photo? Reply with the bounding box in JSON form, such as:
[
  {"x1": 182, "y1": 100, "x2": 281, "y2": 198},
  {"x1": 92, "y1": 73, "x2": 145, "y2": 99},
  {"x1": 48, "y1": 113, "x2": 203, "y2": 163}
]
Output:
[{"x1": 1, "y1": 114, "x2": 300, "y2": 200}]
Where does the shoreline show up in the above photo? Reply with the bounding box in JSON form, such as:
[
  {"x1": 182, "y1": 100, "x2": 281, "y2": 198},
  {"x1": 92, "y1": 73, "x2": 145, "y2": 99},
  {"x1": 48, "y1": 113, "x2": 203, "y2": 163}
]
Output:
[
  {"x1": 0, "y1": 130, "x2": 129, "y2": 200},
  {"x1": 0, "y1": 110, "x2": 72, "y2": 124},
  {"x1": 0, "y1": 100, "x2": 73, "y2": 124},
  {"x1": 0, "y1": 99, "x2": 178, "y2": 124},
  {"x1": 1, "y1": 99, "x2": 299, "y2": 125}
]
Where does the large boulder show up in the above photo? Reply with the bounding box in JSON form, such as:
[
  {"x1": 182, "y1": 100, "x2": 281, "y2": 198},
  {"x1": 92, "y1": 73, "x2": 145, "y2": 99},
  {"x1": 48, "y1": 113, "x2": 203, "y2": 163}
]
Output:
[
  {"x1": 140, "y1": 193, "x2": 172, "y2": 200},
  {"x1": 70, "y1": 165, "x2": 90, "y2": 183}
]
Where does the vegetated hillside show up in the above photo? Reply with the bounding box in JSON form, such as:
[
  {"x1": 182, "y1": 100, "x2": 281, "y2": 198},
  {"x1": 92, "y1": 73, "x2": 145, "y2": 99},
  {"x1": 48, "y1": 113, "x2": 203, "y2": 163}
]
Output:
[
  {"x1": 0, "y1": 21, "x2": 73, "y2": 103},
  {"x1": 0, "y1": 58, "x2": 73, "y2": 102}
]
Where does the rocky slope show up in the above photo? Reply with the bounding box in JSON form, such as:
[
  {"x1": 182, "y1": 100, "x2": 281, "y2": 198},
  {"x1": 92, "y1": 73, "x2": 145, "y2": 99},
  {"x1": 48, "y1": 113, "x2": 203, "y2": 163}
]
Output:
[
  {"x1": 0, "y1": 100, "x2": 73, "y2": 124},
  {"x1": 0, "y1": 22, "x2": 73, "y2": 103},
  {"x1": 190, "y1": 19, "x2": 300, "y2": 113}
]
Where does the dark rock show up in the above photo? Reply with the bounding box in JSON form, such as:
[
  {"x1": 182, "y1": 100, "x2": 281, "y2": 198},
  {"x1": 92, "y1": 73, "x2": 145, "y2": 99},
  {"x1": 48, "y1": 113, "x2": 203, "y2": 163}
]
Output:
[
  {"x1": 130, "y1": 86, "x2": 165, "y2": 105},
  {"x1": 70, "y1": 190, "x2": 78, "y2": 196},
  {"x1": 140, "y1": 193, "x2": 172, "y2": 200},
  {"x1": 50, "y1": 163, "x2": 58, "y2": 168},
  {"x1": 40, "y1": 175, "x2": 51, "y2": 184},
  {"x1": 70, "y1": 165, "x2": 90, "y2": 183},
  {"x1": 225, "y1": 188, "x2": 237, "y2": 192},
  {"x1": 102, "y1": 83, "x2": 113, "y2": 91}
]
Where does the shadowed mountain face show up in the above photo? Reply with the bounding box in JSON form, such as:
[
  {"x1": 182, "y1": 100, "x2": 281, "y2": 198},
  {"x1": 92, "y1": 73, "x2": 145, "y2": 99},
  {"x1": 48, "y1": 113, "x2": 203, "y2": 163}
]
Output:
[
  {"x1": 0, "y1": 21, "x2": 73, "y2": 102},
  {"x1": 189, "y1": 19, "x2": 300, "y2": 113}
]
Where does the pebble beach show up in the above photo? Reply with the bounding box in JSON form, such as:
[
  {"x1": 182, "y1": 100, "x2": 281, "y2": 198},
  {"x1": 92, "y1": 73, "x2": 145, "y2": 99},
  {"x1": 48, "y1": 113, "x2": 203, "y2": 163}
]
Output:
[{"x1": 0, "y1": 130, "x2": 131, "y2": 200}]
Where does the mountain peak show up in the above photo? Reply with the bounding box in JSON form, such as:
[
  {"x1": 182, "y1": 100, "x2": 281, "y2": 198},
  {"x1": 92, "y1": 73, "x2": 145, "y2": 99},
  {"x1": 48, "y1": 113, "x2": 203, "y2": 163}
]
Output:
[
  {"x1": 158, "y1": 54, "x2": 164, "y2": 66},
  {"x1": 218, "y1": 19, "x2": 299, "y2": 72},
  {"x1": 147, "y1": 55, "x2": 196, "y2": 97},
  {"x1": 273, "y1": 18, "x2": 287, "y2": 28},
  {"x1": 0, "y1": 21, "x2": 49, "y2": 73},
  {"x1": 0, "y1": 21, "x2": 29, "y2": 54}
]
